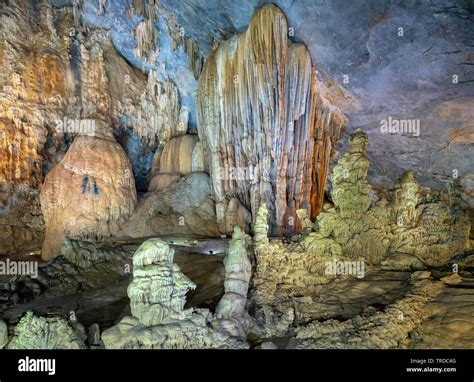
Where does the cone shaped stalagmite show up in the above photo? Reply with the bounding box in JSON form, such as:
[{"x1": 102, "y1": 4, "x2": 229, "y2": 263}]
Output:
[{"x1": 196, "y1": 4, "x2": 345, "y2": 236}]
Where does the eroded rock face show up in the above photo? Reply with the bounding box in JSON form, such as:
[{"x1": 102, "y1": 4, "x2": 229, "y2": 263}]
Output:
[
  {"x1": 102, "y1": 239, "x2": 248, "y2": 349},
  {"x1": 0, "y1": 0, "x2": 175, "y2": 254},
  {"x1": 196, "y1": 4, "x2": 345, "y2": 236},
  {"x1": 40, "y1": 123, "x2": 137, "y2": 260}
]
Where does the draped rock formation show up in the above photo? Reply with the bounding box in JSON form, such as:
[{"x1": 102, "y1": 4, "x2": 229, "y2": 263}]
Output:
[
  {"x1": 40, "y1": 122, "x2": 137, "y2": 260},
  {"x1": 196, "y1": 4, "x2": 346, "y2": 236}
]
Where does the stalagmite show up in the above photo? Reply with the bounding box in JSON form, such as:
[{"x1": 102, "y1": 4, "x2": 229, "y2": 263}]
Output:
[
  {"x1": 213, "y1": 226, "x2": 252, "y2": 337},
  {"x1": 196, "y1": 4, "x2": 346, "y2": 236}
]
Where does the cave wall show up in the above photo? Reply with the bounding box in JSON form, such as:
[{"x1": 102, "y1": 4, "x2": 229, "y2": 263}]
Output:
[{"x1": 0, "y1": 0, "x2": 190, "y2": 255}]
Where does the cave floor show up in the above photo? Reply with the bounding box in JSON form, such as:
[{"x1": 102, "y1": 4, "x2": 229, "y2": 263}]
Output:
[{"x1": 1, "y1": 237, "x2": 473, "y2": 349}]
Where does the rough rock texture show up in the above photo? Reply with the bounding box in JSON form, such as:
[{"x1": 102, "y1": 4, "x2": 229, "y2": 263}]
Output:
[
  {"x1": 389, "y1": 172, "x2": 471, "y2": 266},
  {"x1": 127, "y1": 239, "x2": 196, "y2": 326},
  {"x1": 252, "y1": 203, "x2": 345, "y2": 305},
  {"x1": 6, "y1": 311, "x2": 86, "y2": 349},
  {"x1": 0, "y1": 0, "x2": 178, "y2": 254},
  {"x1": 196, "y1": 4, "x2": 346, "y2": 236},
  {"x1": 40, "y1": 123, "x2": 137, "y2": 260},
  {"x1": 294, "y1": 272, "x2": 444, "y2": 349},
  {"x1": 0, "y1": 319, "x2": 8, "y2": 349},
  {"x1": 408, "y1": 272, "x2": 474, "y2": 349},
  {"x1": 213, "y1": 226, "x2": 252, "y2": 337},
  {"x1": 121, "y1": 172, "x2": 219, "y2": 237},
  {"x1": 102, "y1": 238, "x2": 248, "y2": 349}
]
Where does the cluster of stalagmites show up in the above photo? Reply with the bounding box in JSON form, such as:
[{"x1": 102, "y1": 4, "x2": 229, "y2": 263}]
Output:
[
  {"x1": 102, "y1": 234, "x2": 251, "y2": 349},
  {"x1": 252, "y1": 129, "x2": 470, "y2": 304}
]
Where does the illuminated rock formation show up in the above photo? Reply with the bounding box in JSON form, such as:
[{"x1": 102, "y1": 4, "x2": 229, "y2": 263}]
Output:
[
  {"x1": 196, "y1": 4, "x2": 345, "y2": 236},
  {"x1": 40, "y1": 122, "x2": 137, "y2": 260},
  {"x1": 253, "y1": 203, "x2": 344, "y2": 305},
  {"x1": 127, "y1": 239, "x2": 196, "y2": 326},
  {"x1": 0, "y1": 1, "x2": 168, "y2": 255},
  {"x1": 102, "y1": 239, "x2": 248, "y2": 349},
  {"x1": 252, "y1": 129, "x2": 470, "y2": 313}
]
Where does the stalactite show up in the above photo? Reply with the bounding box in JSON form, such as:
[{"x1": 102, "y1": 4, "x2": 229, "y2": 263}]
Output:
[
  {"x1": 132, "y1": 0, "x2": 158, "y2": 63},
  {"x1": 136, "y1": 69, "x2": 188, "y2": 143},
  {"x1": 184, "y1": 37, "x2": 204, "y2": 80},
  {"x1": 196, "y1": 4, "x2": 346, "y2": 236}
]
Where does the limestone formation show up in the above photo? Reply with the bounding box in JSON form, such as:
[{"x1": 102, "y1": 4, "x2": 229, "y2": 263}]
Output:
[
  {"x1": 213, "y1": 226, "x2": 252, "y2": 337},
  {"x1": 136, "y1": 70, "x2": 189, "y2": 143},
  {"x1": 196, "y1": 4, "x2": 346, "y2": 236},
  {"x1": 253, "y1": 203, "x2": 345, "y2": 305},
  {"x1": 102, "y1": 239, "x2": 248, "y2": 349},
  {"x1": 40, "y1": 122, "x2": 137, "y2": 260},
  {"x1": 127, "y1": 239, "x2": 196, "y2": 326},
  {"x1": 7, "y1": 311, "x2": 86, "y2": 349},
  {"x1": 296, "y1": 209, "x2": 314, "y2": 234},
  {"x1": 0, "y1": 1, "x2": 169, "y2": 255}
]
